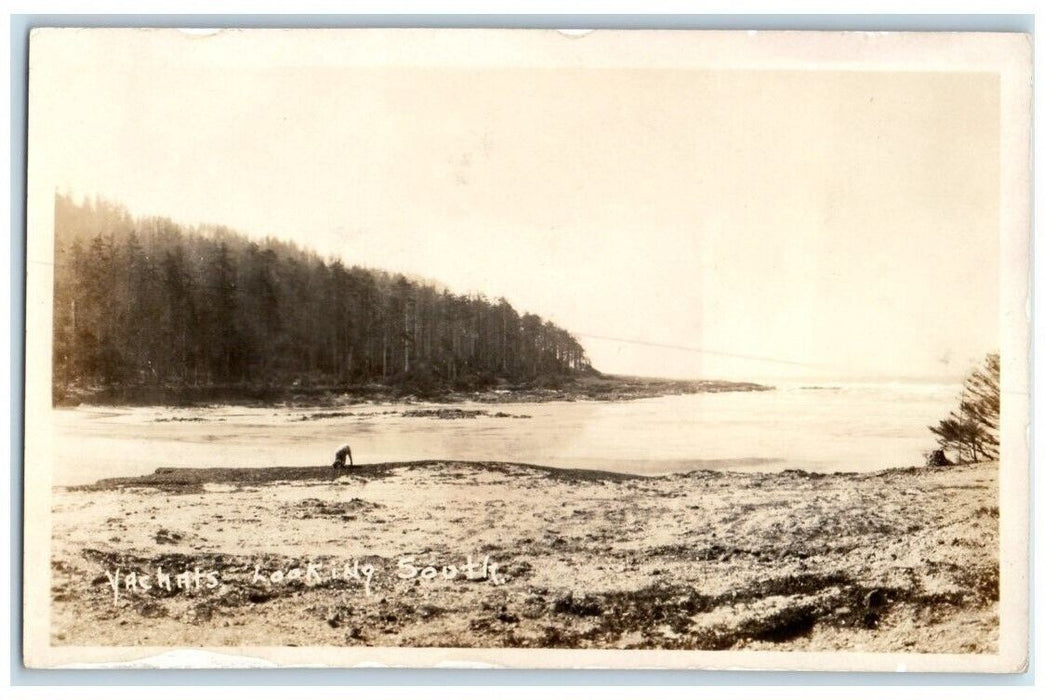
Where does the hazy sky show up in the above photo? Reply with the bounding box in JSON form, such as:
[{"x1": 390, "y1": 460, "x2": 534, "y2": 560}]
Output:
[{"x1": 38, "y1": 31, "x2": 1000, "y2": 382}]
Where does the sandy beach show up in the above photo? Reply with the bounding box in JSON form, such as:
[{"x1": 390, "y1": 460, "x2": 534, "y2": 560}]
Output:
[{"x1": 49, "y1": 459, "x2": 999, "y2": 653}]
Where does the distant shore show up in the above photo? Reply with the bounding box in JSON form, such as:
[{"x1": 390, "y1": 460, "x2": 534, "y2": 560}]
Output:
[
  {"x1": 53, "y1": 373, "x2": 772, "y2": 408},
  {"x1": 52, "y1": 459, "x2": 998, "y2": 652}
]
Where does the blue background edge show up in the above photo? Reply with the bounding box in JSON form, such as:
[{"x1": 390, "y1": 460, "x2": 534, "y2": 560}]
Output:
[{"x1": 8, "y1": 12, "x2": 1035, "y2": 687}]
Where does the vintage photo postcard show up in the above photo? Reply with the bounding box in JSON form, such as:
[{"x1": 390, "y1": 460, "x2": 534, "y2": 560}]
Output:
[{"x1": 22, "y1": 28, "x2": 1031, "y2": 671}]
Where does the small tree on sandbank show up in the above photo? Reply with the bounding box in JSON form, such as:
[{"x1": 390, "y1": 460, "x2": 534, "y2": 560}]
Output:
[{"x1": 928, "y1": 352, "x2": 1000, "y2": 465}]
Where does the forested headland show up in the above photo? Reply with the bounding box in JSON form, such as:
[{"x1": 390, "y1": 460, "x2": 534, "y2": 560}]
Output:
[{"x1": 52, "y1": 195, "x2": 596, "y2": 405}]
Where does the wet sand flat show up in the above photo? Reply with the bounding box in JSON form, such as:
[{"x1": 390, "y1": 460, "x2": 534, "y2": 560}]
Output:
[{"x1": 50, "y1": 460, "x2": 998, "y2": 652}]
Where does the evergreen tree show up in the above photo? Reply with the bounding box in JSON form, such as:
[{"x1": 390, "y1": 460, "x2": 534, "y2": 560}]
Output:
[{"x1": 929, "y1": 353, "x2": 1001, "y2": 463}]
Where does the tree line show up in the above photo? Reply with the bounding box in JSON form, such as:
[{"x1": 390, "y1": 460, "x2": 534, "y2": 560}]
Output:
[{"x1": 52, "y1": 194, "x2": 591, "y2": 402}]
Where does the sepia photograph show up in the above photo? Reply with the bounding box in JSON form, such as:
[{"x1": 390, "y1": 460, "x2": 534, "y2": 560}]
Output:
[{"x1": 21, "y1": 28, "x2": 1031, "y2": 671}]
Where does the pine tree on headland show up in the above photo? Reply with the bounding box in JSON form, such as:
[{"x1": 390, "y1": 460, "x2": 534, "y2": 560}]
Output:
[
  {"x1": 929, "y1": 353, "x2": 1000, "y2": 464},
  {"x1": 51, "y1": 194, "x2": 592, "y2": 403}
]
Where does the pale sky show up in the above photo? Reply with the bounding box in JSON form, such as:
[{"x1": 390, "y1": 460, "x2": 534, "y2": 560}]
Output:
[{"x1": 36, "y1": 30, "x2": 1000, "y2": 382}]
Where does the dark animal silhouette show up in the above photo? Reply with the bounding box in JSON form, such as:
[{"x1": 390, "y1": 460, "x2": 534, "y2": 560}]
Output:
[{"x1": 333, "y1": 444, "x2": 353, "y2": 469}]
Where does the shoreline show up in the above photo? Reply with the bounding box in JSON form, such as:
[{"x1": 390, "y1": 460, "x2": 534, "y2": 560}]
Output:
[
  {"x1": 53, "y1": 374, "x2": 773, "y2": 409},
  {"x1": 51, "y1": 459, "x2": 999, "y2": 652},
  {"x1": 76, "y1": 461, "x2": 650, "y2": 494},
  {"x1": 73, "y1": 458, "x2": 958, "y2": 494}
]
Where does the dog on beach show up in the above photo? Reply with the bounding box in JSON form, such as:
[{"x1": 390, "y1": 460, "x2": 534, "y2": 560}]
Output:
[{"x1": 332, "y1": 444, "x2": 353, "y2": 469}]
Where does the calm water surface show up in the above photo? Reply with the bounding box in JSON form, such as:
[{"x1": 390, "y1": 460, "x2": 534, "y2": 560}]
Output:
[{"x1": 51, "y1": 382, "x2": 961, "y2": 486}]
